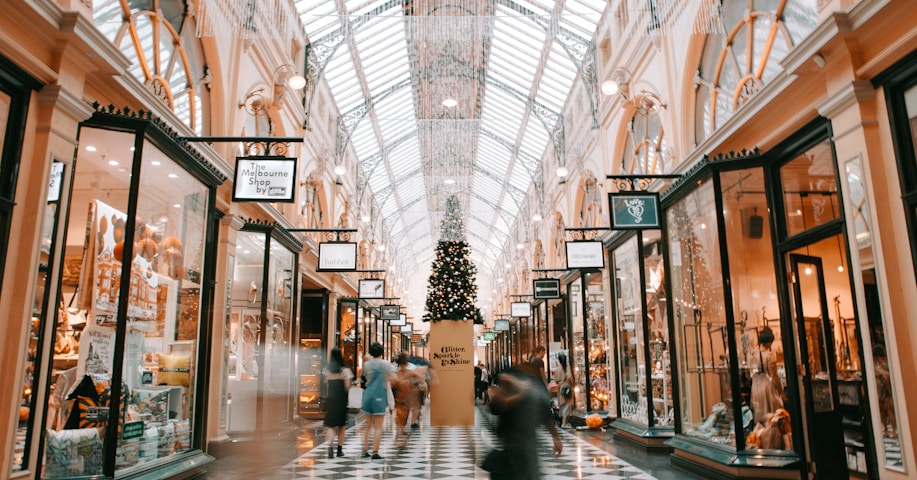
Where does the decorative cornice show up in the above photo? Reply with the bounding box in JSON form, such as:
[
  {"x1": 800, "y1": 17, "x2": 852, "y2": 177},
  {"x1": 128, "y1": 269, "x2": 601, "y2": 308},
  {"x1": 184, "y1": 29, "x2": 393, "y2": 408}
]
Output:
[
  {"x1": 816, "y1": 80, "x2": 875, "y2": 119},
  {"x1": 38, "y1": 85, "x2": 93, "y2": 122}
]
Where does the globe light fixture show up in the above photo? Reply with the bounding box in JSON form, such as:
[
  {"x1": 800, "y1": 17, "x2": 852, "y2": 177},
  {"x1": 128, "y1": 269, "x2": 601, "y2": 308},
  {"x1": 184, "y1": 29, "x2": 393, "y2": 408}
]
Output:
[
  {"x1": 333, "y1": 164, "x2": 346, "y2": 176},
  {"x1": 556, "y1": 166, "x2": 569, "y2": 177}
]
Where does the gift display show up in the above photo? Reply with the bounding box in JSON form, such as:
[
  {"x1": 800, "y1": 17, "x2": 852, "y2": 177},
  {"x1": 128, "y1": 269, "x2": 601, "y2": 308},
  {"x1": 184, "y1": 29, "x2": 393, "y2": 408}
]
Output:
[{"x1": 43, "y1": 428, "x2": 103, "y2": 477}]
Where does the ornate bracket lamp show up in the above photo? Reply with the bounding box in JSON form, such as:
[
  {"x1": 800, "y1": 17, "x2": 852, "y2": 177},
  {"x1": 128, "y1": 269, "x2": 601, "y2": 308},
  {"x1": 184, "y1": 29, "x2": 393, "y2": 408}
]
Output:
[
  {"x1": 271, "y1": 64, "x2": 306, "y2": 107},
  {"x1": 601, "y1": 67, "x2": 667, "y2": 117}
]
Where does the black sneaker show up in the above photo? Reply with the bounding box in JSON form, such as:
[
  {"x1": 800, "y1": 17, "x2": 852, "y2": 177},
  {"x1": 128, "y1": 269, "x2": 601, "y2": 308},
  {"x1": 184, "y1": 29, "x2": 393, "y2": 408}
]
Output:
[
  {"x1": 371, "y1": 454, "x2": 384, "y2": 460},
  {"x1": 361, "y1": 451, "x2": 371, "y2": 458},
  {"x1": 411, "y1": 423, "x2": 419, "y2": 429}
]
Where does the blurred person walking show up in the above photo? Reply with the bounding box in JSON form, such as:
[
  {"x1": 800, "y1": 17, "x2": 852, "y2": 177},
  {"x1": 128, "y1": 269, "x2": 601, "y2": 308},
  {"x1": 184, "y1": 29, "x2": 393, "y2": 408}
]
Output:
[
  {"x1": 482, "y1": 366, "x2": 562, "y2": 479},
  {"x1": 361, "y1": 342, "x2": 394, "y2": 459},
  {"x1": 389, "y1": 353, "x2": 425, "y2": 449},
  {"x1": 322, "y1": 347, "x2": 353, "y2": 458}
]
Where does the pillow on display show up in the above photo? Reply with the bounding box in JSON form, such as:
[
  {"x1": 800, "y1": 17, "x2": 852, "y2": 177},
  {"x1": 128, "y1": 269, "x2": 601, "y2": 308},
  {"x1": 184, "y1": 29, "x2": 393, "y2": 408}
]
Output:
[
  {"x1": 64, "y1": 375, "x2": 105, "y2": 430},
  {"x1": 158, "y1": 354, "x2": 191, "y2": 387},
  {"x1": 132, "y1": 389, "x2": 171, "y2": 423},
  {"x1": 43, "y1": 427, "x2": 103, "y2": 477}
]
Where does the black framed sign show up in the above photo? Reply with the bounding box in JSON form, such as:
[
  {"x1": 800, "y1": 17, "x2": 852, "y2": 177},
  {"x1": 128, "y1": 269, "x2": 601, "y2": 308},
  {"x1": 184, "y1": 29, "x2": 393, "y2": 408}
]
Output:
[
  {"x1": 381, "y1": 305, "x2": 400, "y2": 320},
  {"x1": 318, "y1": 242, "x2": 357, "y2": 271},
  {"x1": 358, "y1": 278, "x2": 385, "y2": 298},
  {"x1": 400, "y1": 322, "x2": 413, "y2": 334},
  {"x1": 533, "y1": 278, "x2": 560, "y2": 299},
  {"x1": 232, "y1": 156, "x2": 297, "y2": 202},
  {"x1": 565, "y1": 241, "x2": 605, "y2": 269},
  {"x1": 510, "y1": 302, "x2": 532, "y2": 318},
  {"x1": 609, "y1": 191, "x2": 661, "y2": 229},
  {"x1": 494, "y1": 319, "x2": 510, "y2": 331},
  {"x1": 390, "y1": 313, "x2": 407, "y2": 326}
]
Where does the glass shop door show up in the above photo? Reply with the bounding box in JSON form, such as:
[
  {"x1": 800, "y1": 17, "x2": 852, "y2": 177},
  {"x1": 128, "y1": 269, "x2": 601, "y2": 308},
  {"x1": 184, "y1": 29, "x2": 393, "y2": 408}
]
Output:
[{"x1": 789, "y1": 253, "x2": 848, "y2": 479}]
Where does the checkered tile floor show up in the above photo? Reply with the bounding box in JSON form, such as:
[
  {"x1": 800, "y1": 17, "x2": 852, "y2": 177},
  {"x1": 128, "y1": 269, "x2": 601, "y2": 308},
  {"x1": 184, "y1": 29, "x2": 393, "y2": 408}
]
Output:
[{"x1": 278, "y1": 406, "x2": 658, "y2": 479}]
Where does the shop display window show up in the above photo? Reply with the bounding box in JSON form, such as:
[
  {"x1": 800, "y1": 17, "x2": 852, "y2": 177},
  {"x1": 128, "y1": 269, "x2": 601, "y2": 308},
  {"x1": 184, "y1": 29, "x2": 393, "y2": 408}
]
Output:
[
  {"x1": 613, "y1": 230, "x2": 672, "y2": 430},
  {"x1": 719, "y1": 168, "x2": 788, "y2": 451},
  {"x1": 567, "y1": 278, "x2": 586, "y2": 411},
  {"x1": 614, "y1": 236, "x2": 647, "y2": 423},
  {"x1": 41, "y1": 114, "x2": 222, "y2": 478},
  {"x1": 585, "y1": 272, "x2": 609, "y2": 412},
  {"x1": 226, "y1": 227, "x2": 298, "y2": 433},
  {"x1": 667, "y1": 180, "x2": 732, "y2": 446}
]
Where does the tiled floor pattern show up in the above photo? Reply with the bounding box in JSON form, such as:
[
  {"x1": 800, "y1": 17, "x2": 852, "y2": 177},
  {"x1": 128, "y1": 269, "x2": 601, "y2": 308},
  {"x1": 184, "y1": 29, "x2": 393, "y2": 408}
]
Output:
[{"x1": 278, "y1": 406, "x2": 658, "y2": 479}]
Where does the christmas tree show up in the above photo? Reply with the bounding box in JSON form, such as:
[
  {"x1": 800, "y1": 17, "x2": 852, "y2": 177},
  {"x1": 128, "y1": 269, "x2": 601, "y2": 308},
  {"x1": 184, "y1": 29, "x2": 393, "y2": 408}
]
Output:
[{"x1": 423, "y1": 195, "x2": 484, "y2": 323}]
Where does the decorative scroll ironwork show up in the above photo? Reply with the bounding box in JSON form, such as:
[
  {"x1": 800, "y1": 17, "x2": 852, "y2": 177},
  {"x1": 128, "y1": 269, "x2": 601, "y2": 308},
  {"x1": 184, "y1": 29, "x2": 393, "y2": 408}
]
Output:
[
  {"x1": 607, "y1": 174, "x2": 681, "y2": 192},
  {"x1": 564, "y1": 227, "x2": 609, "y2": 241},
  {"x1": 286, "y1": 228, "x2": 358, "y2": 242},
  {"x1": 181, "y1": 136, "x2": 302, "y2": 159}
]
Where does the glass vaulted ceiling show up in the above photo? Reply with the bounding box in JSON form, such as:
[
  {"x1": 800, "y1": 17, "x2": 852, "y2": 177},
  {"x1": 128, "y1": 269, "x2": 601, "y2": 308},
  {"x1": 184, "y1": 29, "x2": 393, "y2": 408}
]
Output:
[{"x1": 297, "y1": 0, "x2": 606, "y2": 270}]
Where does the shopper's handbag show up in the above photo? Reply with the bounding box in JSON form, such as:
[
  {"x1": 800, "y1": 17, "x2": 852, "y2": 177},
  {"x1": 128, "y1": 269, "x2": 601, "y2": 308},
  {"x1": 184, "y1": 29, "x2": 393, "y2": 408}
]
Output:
[{"x1": 560, "y1": 384, "x2": 573, "y2": 399}]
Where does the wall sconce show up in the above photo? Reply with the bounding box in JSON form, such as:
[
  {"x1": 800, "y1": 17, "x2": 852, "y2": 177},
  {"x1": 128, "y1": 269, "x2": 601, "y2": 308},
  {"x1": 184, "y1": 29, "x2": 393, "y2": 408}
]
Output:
[
  {"x1": 601, "y1": 67, "x2": 632, "y2": 98},
  {"x1": 272, "y1": 64, "x2": 306, "y2": 106},
  {"x1": 601, "y1": 67, "x2": 667, "y2": 117}
]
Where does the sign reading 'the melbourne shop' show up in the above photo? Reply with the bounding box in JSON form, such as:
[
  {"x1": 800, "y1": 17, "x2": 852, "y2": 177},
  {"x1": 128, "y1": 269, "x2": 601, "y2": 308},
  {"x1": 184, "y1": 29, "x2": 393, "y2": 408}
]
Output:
[{"x1": 233, "y1": 156, "x2": 297, "y2": 202}]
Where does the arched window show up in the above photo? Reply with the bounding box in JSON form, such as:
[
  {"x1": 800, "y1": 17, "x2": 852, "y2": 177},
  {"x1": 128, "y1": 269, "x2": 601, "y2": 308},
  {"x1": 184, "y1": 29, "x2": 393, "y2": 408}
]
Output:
[
  {"x1": 694, "y1": 0, "x2": 817, "y2": 143},
  {"x1": 621, "y1": 108, "x2": 668, "y2": 175},
  {"x1": 94, "y1": 0, "x2": 208, "y2": 134}
]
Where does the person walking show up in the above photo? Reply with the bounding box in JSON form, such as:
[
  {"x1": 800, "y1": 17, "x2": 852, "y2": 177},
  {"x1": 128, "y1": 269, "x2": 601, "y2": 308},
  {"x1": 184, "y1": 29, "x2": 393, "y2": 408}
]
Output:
[
  {"x1": 322, "y1": 347, "x2": 353, "y2": 458},
  {"x1": 389, "y1": 353, "x2": 424, "y2": 449},
  {"x1": 527, "y1": 345, "x2": 548, "y2": 385},
  {"x1": 554, "y1": 352, "x2": 575, "y2": 428},
  {"x1": 482, "y1": 366, "x2": 563, "y2": 479},
  {"x1": 361, "y1": 342, "x2": 393, "y2": 459}
]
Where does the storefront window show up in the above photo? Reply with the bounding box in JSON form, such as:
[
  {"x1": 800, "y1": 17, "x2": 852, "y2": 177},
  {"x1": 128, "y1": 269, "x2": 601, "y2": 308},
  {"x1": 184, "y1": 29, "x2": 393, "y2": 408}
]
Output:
[
  {"x1": 782, "y1": 141, "x2": 840, "y2": 237},
  {"x1": 614, "y1": 236, "x2": 646, "y2": 423},
  {"x1": 568, "y1": 277, "x2": 585, "y2": 411},
  {"x1": 113, "y1": 137, "x2": 210, "y2": 473},
  {"x1": 719, "y1": 167, "x2": 786, "y2": 450},
  {"x1": 585, "y1": 272, "x2": 608, "y2": 412},
  {"x1": 227, "y1": 227, "x2": 298, "y2": 432},
  {"x1": 40, "y1": 117, "x2": 220, "y2": 478},
  {"x1": 42, "y1": 127, "x2": 135, "y2": 478},
  {"x1": 14, "y1": 175, "x2": 61, "y2": 472},
  {"x1": 667, "y1": 180, "x2": 732, "y2": 446}
]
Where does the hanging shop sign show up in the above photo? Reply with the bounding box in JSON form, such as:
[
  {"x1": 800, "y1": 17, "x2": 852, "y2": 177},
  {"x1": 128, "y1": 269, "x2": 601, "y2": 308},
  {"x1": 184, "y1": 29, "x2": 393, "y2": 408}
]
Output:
[
  {"x1": 390, "y1": 313, "x2": 406, "y2": 326},
  {"x1": 411, "y1": 334, "x2": 422, "y2": 344},
  {"x1": 381, "y1": 305, "x2": 400, "y2": 320},
  {"x1": 494, "y1": 319, "x2": 510, "y2": 331},
  {"x1": 511, "y1": 301, "x2": 532, "y2": 318},
  {"x1": 48, "y1": 161, "x2": 64, "y2": 203},
  {"x1": 608, "y1": 191, "x2": 661, "y2": 229},
  {"x1": 483, "y1": 331, "x2": 496, "y2": 341},
  {"x1": 318, "y1": 242, "x2": 357, "y2": 271},
  {"x1": 357, "y1": 278, "x2": 385, "y2": 298},
  {"x1": 400, "y1": 323, "x2": 413, "y2": 334},
  {"x1": 565, "y1": 241, "x2": 605, "y2": 269},
  {"x1": 533, "y1": 278, "x2": 561, "y2": 299},
  {"x1": 232, "y1": 156, "x2": 297, "y2": 202}
]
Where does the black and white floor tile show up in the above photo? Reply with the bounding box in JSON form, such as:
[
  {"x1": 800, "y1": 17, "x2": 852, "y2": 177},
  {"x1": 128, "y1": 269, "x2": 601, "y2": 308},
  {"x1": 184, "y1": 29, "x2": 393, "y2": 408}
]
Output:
[{"x1": 278, "y1": 406, "x2": 659, "y2": 479}]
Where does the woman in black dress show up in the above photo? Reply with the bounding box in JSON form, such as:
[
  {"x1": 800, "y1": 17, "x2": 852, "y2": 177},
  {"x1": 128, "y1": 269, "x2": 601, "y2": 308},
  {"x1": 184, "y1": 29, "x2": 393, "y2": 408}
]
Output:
[{"x1": 323, "y1": 347, "x2": 353, "y2": 458}]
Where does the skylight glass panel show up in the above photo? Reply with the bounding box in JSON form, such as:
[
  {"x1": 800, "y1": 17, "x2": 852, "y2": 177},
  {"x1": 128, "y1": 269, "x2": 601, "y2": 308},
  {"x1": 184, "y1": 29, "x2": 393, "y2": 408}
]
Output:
[
  {"x1": 346, "y1": 0, "x2": 399, "y2": 16},
  {"x1": 387, "y1": 146, "x2": 420, "y2": 178},
  {"x1": 501, "y1": 0, "x2": 551, "y2": 17},
  {"x1": 474, "y1": 174, "x2": 505, "y2": 204},
  {"x1": 298, "y1": 2, "x2": 339, "y2": 37},
  {"x1": 350, "y1": 121, "x2": 380, "y2": 158},
  {"x1": 508, "y1": 164, "x2": 532, "y2": 193},
  {"x1": 519, "y1": 119, "x2": 550, "y2": 155},
  {"x1": 397, "y1": 176, "x2": 426, "y2": 205}
]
